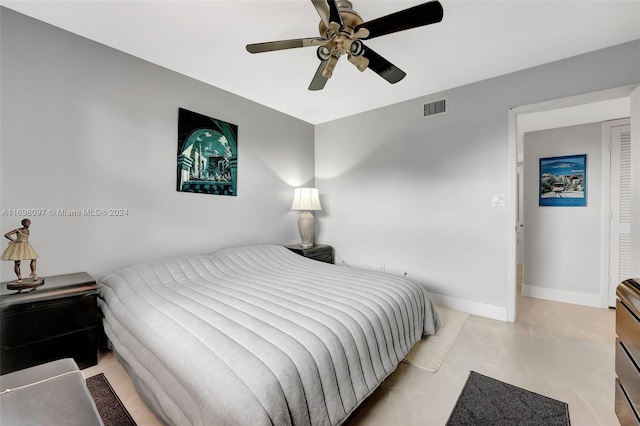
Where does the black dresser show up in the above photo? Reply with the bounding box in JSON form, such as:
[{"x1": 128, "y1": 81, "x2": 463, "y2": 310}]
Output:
[
  {"x1": 616, "y1": 278, "x2": 640, "y2": 425},
  {"x1": 0, "y1": 272, "x2": 99, "y2": 374},
  {"x1": 285, "y1": 244, "x2": 334, "y2": 264}
]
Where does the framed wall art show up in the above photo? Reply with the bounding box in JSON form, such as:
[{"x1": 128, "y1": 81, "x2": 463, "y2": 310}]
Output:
[
  {"x1": 176, "y1": 108, "x2": 238, "y2": 196},
  {"x1": 539, "y1": 154, "x2": 586, "y2": 207}
]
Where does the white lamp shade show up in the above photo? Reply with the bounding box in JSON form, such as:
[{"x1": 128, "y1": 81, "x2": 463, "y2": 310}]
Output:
[{"x1": 291, "y1": 187, "x2": 322, "y2": 211}]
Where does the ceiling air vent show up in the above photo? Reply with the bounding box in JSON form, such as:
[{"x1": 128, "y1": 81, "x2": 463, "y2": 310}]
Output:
[{"x1": 423, "y1": 98, "x2": 447, "y2": 118}]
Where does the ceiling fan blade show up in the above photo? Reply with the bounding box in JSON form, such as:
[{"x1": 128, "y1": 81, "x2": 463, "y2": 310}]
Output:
[
  {"x1": 362, "y1": 45, "x2": 406, "y2": 84},
  {"x1": 355, "y1": 1, "x2": 443, "y2": 40},
  {"x1": 246, "y1": 37, "x2": 325, "y2": 54},
  {"x1": 309, "y1": 61, "x2": 329, "y2": 91},
  {"x1": 311, "y1": 0, "x2": 343, "y2": 29}
]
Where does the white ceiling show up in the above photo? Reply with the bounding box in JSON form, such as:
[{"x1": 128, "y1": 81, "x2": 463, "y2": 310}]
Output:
[{"x1": 2, "y1": 0, "x2": 639, "y2": 124}]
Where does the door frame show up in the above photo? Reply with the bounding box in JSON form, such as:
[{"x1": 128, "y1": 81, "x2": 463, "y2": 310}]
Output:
[{"x1": 507, "y1": 85, "x2": 637, "y2": 320}]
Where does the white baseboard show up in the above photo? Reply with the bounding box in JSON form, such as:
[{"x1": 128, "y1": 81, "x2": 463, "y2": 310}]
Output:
[
  {"x1": 522, "y1": 285, "x2": 601, "y2": 307},
  {"x1": 428, "y1": 292, "x2": 509, "y2": 322}
]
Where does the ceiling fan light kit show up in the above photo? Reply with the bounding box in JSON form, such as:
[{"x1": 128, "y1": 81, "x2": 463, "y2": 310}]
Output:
[{"x1": 246, "y1": 0, "x2": 444, "y2": 91}]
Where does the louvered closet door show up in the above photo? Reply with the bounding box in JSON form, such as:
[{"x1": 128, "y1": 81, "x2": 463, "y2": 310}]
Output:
[{"x1": 610, "y1": 124, "x2": 632, "y2": 306}]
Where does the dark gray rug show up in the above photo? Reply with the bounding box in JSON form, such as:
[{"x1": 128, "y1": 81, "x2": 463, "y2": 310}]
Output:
[
  {"x1": 447, "y1": 371, "x2": 570, "y2": 426},
  {"x1": 86, "y1": 373, "x2": 137, "y2": 426}
]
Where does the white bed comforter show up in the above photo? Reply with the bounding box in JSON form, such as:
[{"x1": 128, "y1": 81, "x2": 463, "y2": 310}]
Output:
[{"x1": 98, "y1": 244, "x2": 440, "y2": 426}]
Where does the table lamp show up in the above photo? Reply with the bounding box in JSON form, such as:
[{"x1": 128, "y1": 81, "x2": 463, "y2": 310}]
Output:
[{"x1": 291, "y1": 187, "x2": 322, "y2": 248}]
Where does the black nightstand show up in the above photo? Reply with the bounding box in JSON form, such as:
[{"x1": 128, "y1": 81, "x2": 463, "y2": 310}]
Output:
[
  {"x1": 285, "y1": 244, "x2": 334, "y2": 264},
  {"x1": 0, "y1": 272, "x2": 99, "y2": 374}
]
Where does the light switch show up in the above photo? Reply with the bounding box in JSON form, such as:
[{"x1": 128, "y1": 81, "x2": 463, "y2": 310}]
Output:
[{"x1": 491, "y1": 194, "x2": 505, "y2": 207}]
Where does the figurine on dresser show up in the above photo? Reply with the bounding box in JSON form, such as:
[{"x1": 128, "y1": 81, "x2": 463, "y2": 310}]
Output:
[{"x1": 1, "y1": 218, "x2": 43, "y2": 291}]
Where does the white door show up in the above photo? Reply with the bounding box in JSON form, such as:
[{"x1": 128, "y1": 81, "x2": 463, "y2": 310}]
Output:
[{"x1": 609, "y1": 121, "x2": 631, "y2": 306}]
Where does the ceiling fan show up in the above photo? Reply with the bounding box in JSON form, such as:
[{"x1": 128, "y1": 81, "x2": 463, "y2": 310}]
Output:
[{"x1": 246, "y1": 0, "x2": 444, "y2": 91}]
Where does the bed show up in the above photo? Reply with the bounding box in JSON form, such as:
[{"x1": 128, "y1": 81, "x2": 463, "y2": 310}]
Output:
[{"x1": 98, "y1": 244, "x2": 441, "y2": 425}]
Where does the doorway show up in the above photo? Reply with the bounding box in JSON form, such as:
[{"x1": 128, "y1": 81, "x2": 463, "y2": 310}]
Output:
[{"x1": 507, "y1": 86, "x2": 637, "y2": 321}]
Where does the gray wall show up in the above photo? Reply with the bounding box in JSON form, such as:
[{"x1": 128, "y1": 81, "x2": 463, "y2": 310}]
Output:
[
  {"x1": 0, "y1": 8, "x2": 315, "y2": 281},
  {"x1": 523, "y1": 123, "x2": 603, "y2": 304},
  {"x1": 315, "y1": 40, "x2": 640, "y2": 316}
]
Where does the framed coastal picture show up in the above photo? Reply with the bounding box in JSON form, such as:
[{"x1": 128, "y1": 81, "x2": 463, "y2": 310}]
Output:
[
  {"x1": 176, "y1": 108, "x2": 238, "y2": 196},
  {"x1": 539, "y1": 154, "x2": 586, "y2": 207}
]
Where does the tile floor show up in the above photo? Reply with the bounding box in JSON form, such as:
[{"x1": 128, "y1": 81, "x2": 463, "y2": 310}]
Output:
[{"x1": 83, "y1": 287, "x2": 620, "y2": 426}]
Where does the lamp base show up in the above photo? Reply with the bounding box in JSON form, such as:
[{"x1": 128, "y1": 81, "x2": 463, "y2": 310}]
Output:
[{"x1": 298, "y1": 211, "x2": 315, "y2": 249}]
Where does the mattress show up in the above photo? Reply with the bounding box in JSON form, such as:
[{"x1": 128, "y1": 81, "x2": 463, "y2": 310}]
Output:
[{"x1": 98, "y1": 244, "x2": 440, "y2": 425}]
